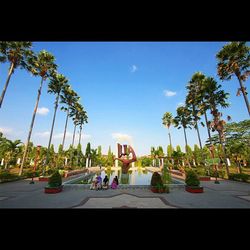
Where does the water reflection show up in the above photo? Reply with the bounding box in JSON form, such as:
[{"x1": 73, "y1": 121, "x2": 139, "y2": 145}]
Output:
[{"x1": 91, "y1": 167, "x2": 154, "y2": 185}]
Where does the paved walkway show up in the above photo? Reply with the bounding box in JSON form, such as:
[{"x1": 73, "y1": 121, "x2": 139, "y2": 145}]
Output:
[{"x1": 1, "y1": 178, "x2": 250, "y2": 208}]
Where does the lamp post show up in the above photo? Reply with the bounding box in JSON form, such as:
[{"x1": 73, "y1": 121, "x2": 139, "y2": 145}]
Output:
[{"x1": 30, "y1": 145, "x2": 41, "y2": 184}]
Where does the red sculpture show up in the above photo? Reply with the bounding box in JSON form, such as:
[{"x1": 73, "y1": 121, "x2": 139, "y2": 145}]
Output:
[{"x1": 116, "y1": 143, "x2": 137, "y2": 174}]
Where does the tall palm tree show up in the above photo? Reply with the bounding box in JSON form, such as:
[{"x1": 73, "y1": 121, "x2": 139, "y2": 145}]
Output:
[
  {"x1": 216, "y1": 41, "x2": 250, "y2": 116},
  {"x1": 60, "y1": 85, "x2": 79, "y2": 150},
  {"x1": 186, "y1": 87, "x2": 203, "y2": 149},
  {"x1": 0, "y1": 42, "x2": 33, "y2": 108},
  {"x1": 78, "y1": 110, "x2": 88, "y2": 146},
  {"x1": 162, "y1": 112, "x2": 173, "y2": 149},
  {"x1": 173, "y1": 106, "x2": 192, "y2": 151},
  {"x1": 45, "y1": 73, "x2": 68, "y2": 166},
  {"x1": 203, "y1": 76, "x2": 231, "y2": 176},
  {"x1": 19, "y1": 50, "x2": 57, "y2": 176},
  {"x1": 70, "y1": 102, "x2": 83, "y2": 148},
  {"x1": 187, "y1": 72, "x2": 213, "y2": 146}
]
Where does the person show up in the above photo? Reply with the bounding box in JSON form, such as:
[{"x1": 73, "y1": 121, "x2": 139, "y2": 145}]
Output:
[
  {"x1": 111, "y1": 176, "x2": 119, "y2": 189},
  {"x1": 103, "y1": 175, "x2": 109, "y2": 189},
  {"x1": 96, "y1": 175, "x2": 102, "y2": 190},
  {"x1": 90, "y1": 178, "x2": 98, "y2": 190}
]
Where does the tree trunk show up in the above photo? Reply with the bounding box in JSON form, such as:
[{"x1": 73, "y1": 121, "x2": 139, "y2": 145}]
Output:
[
  {"x1": 46, "y1": 93, "x2": 60, "y2": 165},
  {"x1": 168, "y1": 128, "x2": 172, "y2": 148},
  {"x1": 72, "y1": 124, "x2": 77, "y2": 147},
  {"x1": 0, "y1": 62, "x2": 15, "y2": 108},
  {"x1": 195, "y1": 121, "x2": 203, "y2": 149},
  {"x1": 62, "y1": 108, "x2": 69, "y2": 150},
  {"x1": 237, "y1": 76, "x2": 250, "y2": 116},
  {"x1": 183, "y1": 127, "x2": 188, "y2": 150},
  {"x1": 19, "y1": 77, "x2": 44, "y2": 176},
  {"x1": 218, "y1": 131, "x2": 230, "y2": 177},
  {"x1": 204, "y1": 111, "x2": 212, "y2": 145},
  {"x1": 78, "y1": 125, "x2": 82, "y2": 146}
]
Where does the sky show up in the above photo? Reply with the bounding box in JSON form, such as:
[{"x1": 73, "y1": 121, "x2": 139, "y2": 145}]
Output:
[{"x1": 0, "y1": 42, "x2": 249, "y2": 156}]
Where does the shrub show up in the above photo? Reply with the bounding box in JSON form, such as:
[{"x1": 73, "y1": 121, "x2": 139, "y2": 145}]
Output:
[
  {"x1": 0, "y1": 170, "x2": 20, "y2": 182},
  {"x1": 150, "y1": 172, "x2": 163, "y2": 187},
  {"x1": 48, "y1": 171, "x2": 62, "y2": 187},
  {"x1": 228, "y1": 173, "x2": 249, "y2": 182},
  {"x1": 185, "y1": 170, "x2": 200, "y2": 187}
]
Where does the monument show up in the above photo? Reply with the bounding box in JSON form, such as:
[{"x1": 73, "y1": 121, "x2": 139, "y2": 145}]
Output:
[{"x1": 115, "y1": 143, "x2": 137, "y2": 174}]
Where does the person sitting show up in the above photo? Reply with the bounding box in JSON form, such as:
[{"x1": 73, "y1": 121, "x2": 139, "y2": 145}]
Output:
[
  {"x1": 111, "y1": 176, "x2": 119, "y2": 189},
  {"x1": 96, "y1": 175, "x2": 102, "y2": 190},
  {"x1": 102, "y1": 175, "x2": 109, "y2": 189},
  {"x1": 90, "y1": 178, "x2": 98, "y2": 190}
]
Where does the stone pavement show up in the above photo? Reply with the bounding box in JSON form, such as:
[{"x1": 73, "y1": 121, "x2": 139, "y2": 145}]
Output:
[{"x1": 0, "y1": 178, "x2": 250, "y2": 208}]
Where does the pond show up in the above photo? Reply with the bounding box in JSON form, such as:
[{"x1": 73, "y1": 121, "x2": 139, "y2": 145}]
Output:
[{"x1": 73, "y1": 167, "x2": 183, "y2": 185}]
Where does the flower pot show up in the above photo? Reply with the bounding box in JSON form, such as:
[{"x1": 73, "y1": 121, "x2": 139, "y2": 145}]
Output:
[
  {"x1": 151, "y1": 187, "x2": 158, "y2": 193},
  {"x1": 185, "y1": 185, "x2": 203, "y2": 193},
  {"x1": 44, "y1": 185, "x2": 63, "y2": 194}
]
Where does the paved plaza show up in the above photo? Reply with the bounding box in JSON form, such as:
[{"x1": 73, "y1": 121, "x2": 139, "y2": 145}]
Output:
[{"x1": 1, "y1": 176, "x2": 250, "y2": 208}]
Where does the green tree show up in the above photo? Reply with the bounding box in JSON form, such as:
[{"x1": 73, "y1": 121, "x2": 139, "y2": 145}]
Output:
[
  {"x1": 173, "y1": 106, "x2": 192, "y2": 150},
  {"x1": 85, "y1": 142, "x2": 91, "y2": 167},
  {"x1": 0, "y1": 42, "x2": 33, "y2": 108},
  {"x1": 60, "y1": 85, "x2": 79, "y2": 150},
  {"x1": 203, "y1": 76, "x2": 231, "y2": 176},
  {"x1": 217, "y1": 42, "x2": 250, "y2": 116},
  {"x1": 162, "y1": 112, "x2": 174, "y2": 148},
  {"x1": 20, "y1": 50, "x2": 57, "y2": 176},
  {"x1": 46, "y1": 73, "x2": 68, "y2": 165}
]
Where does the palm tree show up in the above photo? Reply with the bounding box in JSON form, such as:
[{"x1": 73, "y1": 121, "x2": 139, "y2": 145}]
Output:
[
  {"x1": 203, "y1": 76, "x2": 231, "y2": 176},
  {"x1": 186, "y1": 87, "x2": 203, "y2": 149},
  {"x1": 19, "y1": 50, "x2": 57, "y2": 176},
  {"x1": 216, "y1": 42, "x2": 250, "y2": 116},
  {"x1": 0, "y1": 42, "x2": 33, "y2": 108},
  {"x1": 78, "y1": 110, "x2": 88, "y2": 146},
  {"x1": 45, "y1": 73, "x2": 68, "y2": 166},
  {"x1": 162, "y1": 112, "x2": 173, "y2": 149},
  {"x1": 173, "y1": 106, "x2": 192, "y2": 151},
  {"x1": 60, "y1": 85, "x2": 79, "y2": 150}
]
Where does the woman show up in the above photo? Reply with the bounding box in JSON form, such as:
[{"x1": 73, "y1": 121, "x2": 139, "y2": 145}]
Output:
[
  {"x1": 103, "y1": 175, "x2": 109, "y2": 189},
  {"x1": 111, "y1": 176, "x2": 119, "y2": 189}
]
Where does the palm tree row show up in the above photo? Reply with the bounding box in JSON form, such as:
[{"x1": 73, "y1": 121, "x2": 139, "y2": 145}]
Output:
[
  {"x1": 0, "y1": 42, "x2": 88, "y2": 176},
  {"x1": 162, "y1": 42, "x2": 250, "y2": 176}
]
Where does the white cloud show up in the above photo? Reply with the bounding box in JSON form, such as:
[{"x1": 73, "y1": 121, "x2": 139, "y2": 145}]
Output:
[
  {"x1": 0, "y1": 127, "x2": 12, "y2": 135},
  {"x1": 37, "y1": 107, "x2": 49, "y2": 115},
  {"x1": 164, "y1": 90, "x2": 177, "y2": 97},
  {"x1": 82, "y1": 134, "x2": 91, "y2": 139},
  {"x1": 35, "y1": 131, "x2": 50, "y2": 137},
  {"x1": 112, "y1": 133, "x2": 132, "y2": 143},
  {"x1": 130, "y1": 65, "x2": 138, "y2": 73}
]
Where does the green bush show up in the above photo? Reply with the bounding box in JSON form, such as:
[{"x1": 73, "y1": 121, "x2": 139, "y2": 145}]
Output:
[
  {"x1": 0, "y1": 170, "x2": 19, "y2": 182},
  {"x1": 150, "y1": 172, "x2": 163, "y2": 187},
  {"x1": 228, "y1": 173, "x2": 249, "y2": 182},
  {"x1": 209, "y1": 169, "x2": 226, "y2": 178},
  {"x1": 185, "y1": 170, "x2": 200, "y2": 187},
  {"x1": 48, "y1": 171, "x2": 62, "y2": 187}
]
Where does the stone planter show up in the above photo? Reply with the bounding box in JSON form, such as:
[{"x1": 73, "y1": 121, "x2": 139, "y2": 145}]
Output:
[
  {"x1": 185, "y1": 185, "x2": 203, "y2": 193},
  {"x1": 44, "y1": 185, "x2": 63, "y2": 194},
  {"x1": 199, "y1": 176, "x2": 211, "y2": 181}
]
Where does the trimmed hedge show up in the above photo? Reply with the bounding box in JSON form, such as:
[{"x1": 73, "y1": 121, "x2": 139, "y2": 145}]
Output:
[
  {"x1": 48, "y1": 171, "x2": 62, "y2": 187},
  {"x1": 185, "y1": 170, "x2": 200, "y2": 187},
  {"x1": 228, "y1": 173, "x2": 250, "y2": 182}
]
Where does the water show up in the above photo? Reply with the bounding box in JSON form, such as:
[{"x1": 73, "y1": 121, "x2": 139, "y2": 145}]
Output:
[{"x1": 74, "y1": 168, "x2": 183, "y2": 185}]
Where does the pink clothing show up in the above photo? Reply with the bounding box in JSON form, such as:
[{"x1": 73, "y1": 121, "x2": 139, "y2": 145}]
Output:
[{"x1": 111, "y1": 180, "x2": 118, "y2": 189}]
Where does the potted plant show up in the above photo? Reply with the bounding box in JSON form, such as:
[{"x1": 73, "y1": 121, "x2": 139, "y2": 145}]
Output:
[
  {"x1": 150, "y1": 172, "x2": 169, "y2": 193},
  {"x1": 44, "y1": 170, "x2": 63, "y2": 194},
  {"x1": 185, "y1": 170, "x2": 203, "y2": 193}
]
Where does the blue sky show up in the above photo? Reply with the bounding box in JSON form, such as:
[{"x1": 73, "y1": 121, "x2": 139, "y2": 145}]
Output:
[{"x1": 0, "y1": 42, "x2": 249, "y2": 156}]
